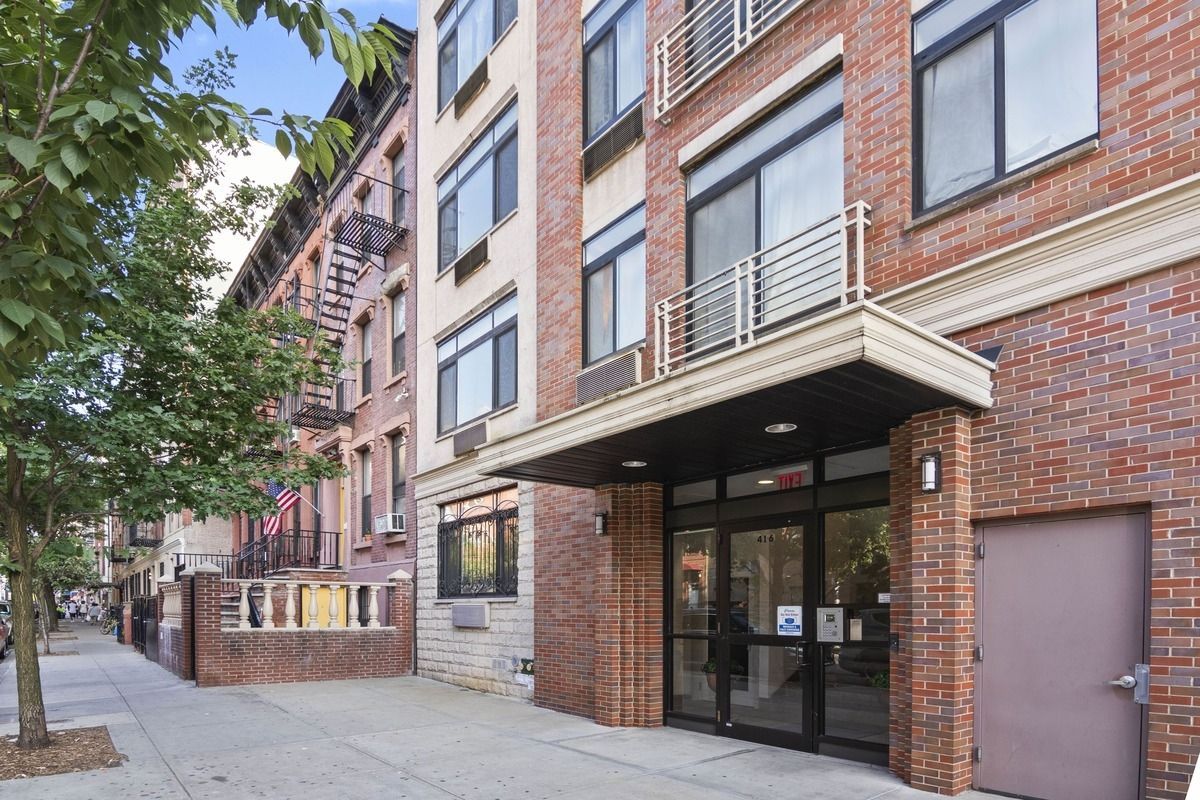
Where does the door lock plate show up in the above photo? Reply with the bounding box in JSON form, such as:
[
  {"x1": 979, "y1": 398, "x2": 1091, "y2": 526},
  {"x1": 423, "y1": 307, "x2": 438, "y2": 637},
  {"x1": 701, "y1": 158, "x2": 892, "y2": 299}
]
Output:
[{"x1": 1134, "y1": 663, "x2": 1149, "y2": 705}]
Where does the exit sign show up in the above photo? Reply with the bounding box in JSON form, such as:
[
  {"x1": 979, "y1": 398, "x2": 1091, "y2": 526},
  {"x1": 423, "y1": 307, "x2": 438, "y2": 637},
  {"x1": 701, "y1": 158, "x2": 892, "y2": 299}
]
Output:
[{"x1": 777, "y1": 467, "x2": 809, "y2": 489}]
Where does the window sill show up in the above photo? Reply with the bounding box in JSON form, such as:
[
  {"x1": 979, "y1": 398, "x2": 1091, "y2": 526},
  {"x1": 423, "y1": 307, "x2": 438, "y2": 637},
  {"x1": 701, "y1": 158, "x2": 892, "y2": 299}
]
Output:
[
  {"x1": 383, "y1": 371, "x2": 408, "y2": 392},
  {"x1": 356, "y1": 261, "x2": 374, "y2": 282},
  {"x1": 353, "y1": 541, "x2": 373, "y2": 551},
  {"x1": 906, "y1": 138, "x2": 1100, "y2": 232},
  {"x1": 435, "y1": 208, "x2": 518, "y2": 285},
  {"x1": 356, "y1": 393, "x2": 373, "y2": 410},
  {"x1": 434, "y1": 402, "x2": 518, "y2": 444},
  {"x1": 433, "y1": 596, "x2": 518, "y2": 605}
]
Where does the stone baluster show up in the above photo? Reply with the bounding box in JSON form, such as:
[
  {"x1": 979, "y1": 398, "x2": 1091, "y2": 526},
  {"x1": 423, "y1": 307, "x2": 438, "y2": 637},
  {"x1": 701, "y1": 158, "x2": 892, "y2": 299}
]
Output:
[
  {"x1": 307, "y1": 583, "x2": 320, "y2": 629},
  {"x1": 367, "y1": 586, "x2": 380, "y2": 628},
  {"x1": 261, "y1": 583, "x2": 275, "y2": 629},
  {"x1": 284, "y1": 583, "x2": 297, "y2": 629},
  {"x1": 328, "y1": 583, "x2": 341, "y2": 629},
  {"x1": 238, "y1": 584, "x2": 250, "y2": 630},
  {"x1": 348, "y1": 585, "x2": 361, "y2": 628}
]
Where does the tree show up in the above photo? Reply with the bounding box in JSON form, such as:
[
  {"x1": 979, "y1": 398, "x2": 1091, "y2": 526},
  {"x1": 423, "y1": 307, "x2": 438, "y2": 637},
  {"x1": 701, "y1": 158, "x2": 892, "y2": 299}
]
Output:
[
  {"x1": 0, "y1": 159, "x2": 345, "y2": 748},
  {"x1": 0, "y1": 0, "x2": 397, "y2": 382}
]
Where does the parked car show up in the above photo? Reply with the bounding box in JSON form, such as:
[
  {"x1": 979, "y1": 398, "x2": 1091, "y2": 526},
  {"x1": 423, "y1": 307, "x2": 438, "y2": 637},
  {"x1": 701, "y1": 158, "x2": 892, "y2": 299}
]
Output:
[
  {"x1": 0, "y1": 616, "x2": 8, "y2": 659},
  {"x1": 0, "y1": 600, "x2": 11, "y2": 647}
]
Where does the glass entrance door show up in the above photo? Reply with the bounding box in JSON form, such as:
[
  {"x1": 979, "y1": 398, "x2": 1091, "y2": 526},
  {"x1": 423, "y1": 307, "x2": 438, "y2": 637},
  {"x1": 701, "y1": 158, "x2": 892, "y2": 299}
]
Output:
[{"x1": 722, "y1": 522, "x2": 813, "y2": 749}]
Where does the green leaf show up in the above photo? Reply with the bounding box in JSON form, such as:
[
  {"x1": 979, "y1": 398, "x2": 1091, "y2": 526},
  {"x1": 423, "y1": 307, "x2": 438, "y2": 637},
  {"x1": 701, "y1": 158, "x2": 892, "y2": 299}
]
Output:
[
  {"x1": 274, "y1": 129, "x2": 292, "y2": 159},
  {"x1": 110, "y1": 86, "x2": 144, "y2": 110},
  {"x1": 85, "y1": 100, "x2": 118, "y2": 125},
  {"x1": 348, "y1": 40, "x2": 365, "y2": 86},
  {"x1": 60, "y1": 142, "x2": 90, "y2": 177},
  {"x1": 43, "y1": 159, "x2": 72, "y2": 190},
  {"x1": 299, "y1": 15, "x2": 323, "y2": 57},
  {"x1": 313, "y1": 134, "x2": 335, "y2": 178},
  {"x1": 7, "y1": 136, "x2": 40, "y2": 170},
  {"x1": 0, "y1": 298, "x2": 35, "y2": 329}
]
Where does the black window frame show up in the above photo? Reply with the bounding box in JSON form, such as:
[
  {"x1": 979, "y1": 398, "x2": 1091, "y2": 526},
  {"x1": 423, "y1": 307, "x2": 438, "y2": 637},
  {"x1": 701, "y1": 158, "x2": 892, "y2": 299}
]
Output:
[
  {"x1": 391, "y1": 148, "x2": 406, "y2": 227},
  {"x1": 582, "y1": 203, "x2": 647, "y2": 366},
  {"x1": 437, "y1": 0, "x2": 518, "y2": 112},
  {"x1": 436, "y1": 294, "x2": 518, "y2": 434},
  {"x1": 390, "y1": 434, "x2": 406, "y2": 516},
  {"x1": 912, "y1": 0, "x2": 1100, "y2": 215},
  {"x1": 437, "y1": 101, "x2": 519, "y2": 272},
  {"x1": 390, "y1": 291, "x2": 407, "y2": 376},
  {"x1": 582, "y1": 0, "x2": 646, "y2": 146},
  {"x1": 684, "y1": 73, "x2": 844, "y2": 287}
]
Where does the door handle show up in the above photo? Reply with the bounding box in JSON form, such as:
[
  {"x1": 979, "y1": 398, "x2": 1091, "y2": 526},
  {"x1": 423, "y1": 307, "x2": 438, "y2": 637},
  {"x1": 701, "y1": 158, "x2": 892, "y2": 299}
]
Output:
[{"x1": 1107, "y1": 675, "x2": 1136, "y2": 689}]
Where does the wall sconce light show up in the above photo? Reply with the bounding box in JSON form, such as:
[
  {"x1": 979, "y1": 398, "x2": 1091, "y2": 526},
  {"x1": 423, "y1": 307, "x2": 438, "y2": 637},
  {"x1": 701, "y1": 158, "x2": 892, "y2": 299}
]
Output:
[
  {"x1": 920, "y1": 452, "x2": 941, "y2": 493},
  {"x1": 594, "y1": 512, "x2": 609, "y2": 536}
]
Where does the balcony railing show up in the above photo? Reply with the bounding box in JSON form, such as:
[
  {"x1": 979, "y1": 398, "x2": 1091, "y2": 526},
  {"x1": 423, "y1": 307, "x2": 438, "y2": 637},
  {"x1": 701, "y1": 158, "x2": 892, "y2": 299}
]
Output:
[
  {"x1": 125, "y1": 522, "x2": 161, "y2": 548},
  {"x1": 655, "y1": 201, "x2": 870, "y2": 376},
  {"x1": 235, "y1": 529, "x2": 341, "y2": 580},
  {"x1": 174, "y1": 552, "x2": 237, "y2": 581},
  {"x1": 654, "y1": 0, "x2": 812, "y2": 119}
]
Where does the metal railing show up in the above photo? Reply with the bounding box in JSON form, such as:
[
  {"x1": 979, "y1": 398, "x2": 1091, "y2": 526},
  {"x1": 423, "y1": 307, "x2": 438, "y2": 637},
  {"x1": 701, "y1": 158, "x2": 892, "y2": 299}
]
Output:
[
  {"x1": 174, "y1": 553, "x2": 237, "y2": 581},
  {"x1": 220, "y1": 579, "x2": 394, "y2": 630},
  {"x1": 654, "y1": 0, "x2": 812, "y2": 119},
  {"x1": 437, "y1": 503, "x2": 519, "y2": 598},
  {"x1": 235, "y1": 529, "x2": 342, "y2": 580},
  {"x1": 655, "y1": 202, "x2": 871, "y2": 376},
  {"x1": 130, "y1": 595, "x2": 156, "y2": 652}
]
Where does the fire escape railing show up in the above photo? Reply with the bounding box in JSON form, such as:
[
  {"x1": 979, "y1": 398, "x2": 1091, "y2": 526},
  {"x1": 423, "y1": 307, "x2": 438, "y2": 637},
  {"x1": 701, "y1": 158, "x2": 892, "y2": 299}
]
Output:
[
  {"x1": 655, "y1": 201, "x2": 870, "y2": 376},
  {"x1": 654, "y1": 0, "x2": 813, "y2": 120}
]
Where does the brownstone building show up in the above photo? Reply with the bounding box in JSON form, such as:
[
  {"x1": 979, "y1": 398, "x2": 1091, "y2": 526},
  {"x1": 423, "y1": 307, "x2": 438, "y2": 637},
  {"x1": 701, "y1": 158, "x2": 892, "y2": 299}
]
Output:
[
  {"x1": 225, "y1": 22, "x2": 417, "y2": 588},
  {"x1": 412, "y1": 0, "x2": 1200, "y2": 797}
]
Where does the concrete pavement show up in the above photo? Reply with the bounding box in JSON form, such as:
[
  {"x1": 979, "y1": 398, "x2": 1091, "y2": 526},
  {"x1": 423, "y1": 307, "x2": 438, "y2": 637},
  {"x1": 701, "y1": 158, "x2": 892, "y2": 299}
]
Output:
[{"x1": 0, "y1": 623, "x2": 994, "y2": 799}]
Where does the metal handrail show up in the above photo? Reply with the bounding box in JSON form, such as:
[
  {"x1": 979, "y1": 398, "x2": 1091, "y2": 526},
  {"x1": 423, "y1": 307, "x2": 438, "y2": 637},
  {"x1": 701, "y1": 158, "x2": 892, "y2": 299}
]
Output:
[
  {"x1": 655, "y1": 201, "x2": 871, "y2": 376},
  {"x1": 654, "y1": 0, "x2": 812, "y2": 120}
]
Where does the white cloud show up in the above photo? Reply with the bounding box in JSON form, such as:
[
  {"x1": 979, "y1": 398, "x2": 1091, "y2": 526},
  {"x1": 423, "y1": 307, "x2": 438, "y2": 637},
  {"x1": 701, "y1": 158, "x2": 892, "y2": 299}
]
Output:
[{"x1": 205, "y1": 139, "x2": 298, "y2": 300}]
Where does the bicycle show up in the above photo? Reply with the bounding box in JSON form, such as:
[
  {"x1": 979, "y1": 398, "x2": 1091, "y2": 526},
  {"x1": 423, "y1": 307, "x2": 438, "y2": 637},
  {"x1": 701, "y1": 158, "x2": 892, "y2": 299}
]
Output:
[{"x1": 99, "y1": 609, "x2": 117, "y2": 636}]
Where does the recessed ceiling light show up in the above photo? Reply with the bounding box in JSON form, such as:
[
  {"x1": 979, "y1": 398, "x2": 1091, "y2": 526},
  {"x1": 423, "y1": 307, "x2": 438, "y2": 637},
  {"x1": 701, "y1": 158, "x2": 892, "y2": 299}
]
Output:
[
  {"x1": 765, "y1": 423, "x2": 797, "y2": 434},
  {"x1": 622, "y1": 460, "x2": 647, "y2": 468},
  {"x1": 757, "y1": 479, "x2": 775, "y2": 485}
]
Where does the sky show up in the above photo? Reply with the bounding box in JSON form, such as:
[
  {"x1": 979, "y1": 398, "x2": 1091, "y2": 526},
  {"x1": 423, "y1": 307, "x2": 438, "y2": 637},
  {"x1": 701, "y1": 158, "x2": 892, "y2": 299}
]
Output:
[{"x1": 165, "y1": 2, "x2": 420, "y2": 294}]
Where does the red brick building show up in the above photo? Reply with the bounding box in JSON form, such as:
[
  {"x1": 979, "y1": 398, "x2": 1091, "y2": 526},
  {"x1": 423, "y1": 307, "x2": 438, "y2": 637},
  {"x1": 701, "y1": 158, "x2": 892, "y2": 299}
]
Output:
[{"x1": 415, "y1": 0, "x2": 1200, "y2": 797}]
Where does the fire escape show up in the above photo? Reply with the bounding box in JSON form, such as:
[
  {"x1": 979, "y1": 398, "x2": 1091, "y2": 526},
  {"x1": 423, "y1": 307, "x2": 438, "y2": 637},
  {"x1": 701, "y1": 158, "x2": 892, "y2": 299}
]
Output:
[{"x1": 291, "y1": 171, "x2": 408, "y2": 431}]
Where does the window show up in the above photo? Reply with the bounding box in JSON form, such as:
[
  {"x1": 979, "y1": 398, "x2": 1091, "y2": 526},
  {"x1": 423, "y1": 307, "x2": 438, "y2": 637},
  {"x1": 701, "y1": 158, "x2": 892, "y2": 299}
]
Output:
[
  {"x1": 437, "y1": 487, "x2": 518, "y2": 597},
  {"x1": 391, "y1": 292, "x2": 406, "y2": 375},
  {"x1": 583, "y1": 0, "x2": 645, "y2": 142},
  {"x1": 390, "y1": 434, "x2": 406, "y2": 515},
  {"x1": 437, "y1": 294, "x2": 517, "y2": 432},
  {"x1": 913, "y1": 0, "x2": 1098, "y2": 211},
  {"x1": 391, "y1": 149, "x2": 406, "y2": 226},
  {"x1": 438, "y1": 102, "x2": 518, "y2": 270},
  {"x1": 359, "y1": 451, "x2": 372, "y2": 537},
  {"x1": 360, "y1": 318, "x2": 373, "y2": 396},
  {"x1": 686, "y1": 72, "x2": 844, "y2": 340},
  {"x1": 438, "y1": 0, "x2": 518, "y2": 110},
  {"x1": 584, "y1": 205, "x2": 646, "y2": 364}
]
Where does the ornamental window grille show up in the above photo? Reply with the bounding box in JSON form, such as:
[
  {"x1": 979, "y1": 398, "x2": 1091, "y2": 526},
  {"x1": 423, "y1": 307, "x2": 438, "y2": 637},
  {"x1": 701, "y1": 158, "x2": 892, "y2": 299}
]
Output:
[{"x1": 437, "y1": 499, "x2": 518, "y2": 597}]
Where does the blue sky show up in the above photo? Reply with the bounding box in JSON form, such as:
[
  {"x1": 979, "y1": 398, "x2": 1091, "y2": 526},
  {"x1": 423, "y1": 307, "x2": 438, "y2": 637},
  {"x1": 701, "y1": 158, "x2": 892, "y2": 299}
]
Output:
[{"x1": 165, "y1": 2, "x2": 419, "y2": 142}]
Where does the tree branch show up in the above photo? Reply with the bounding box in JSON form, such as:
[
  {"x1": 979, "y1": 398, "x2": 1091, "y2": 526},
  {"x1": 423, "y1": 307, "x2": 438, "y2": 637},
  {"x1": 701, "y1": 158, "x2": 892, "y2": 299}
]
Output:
[{"x1": 34, "y1": 0, "x2": 112, "y2": 142}]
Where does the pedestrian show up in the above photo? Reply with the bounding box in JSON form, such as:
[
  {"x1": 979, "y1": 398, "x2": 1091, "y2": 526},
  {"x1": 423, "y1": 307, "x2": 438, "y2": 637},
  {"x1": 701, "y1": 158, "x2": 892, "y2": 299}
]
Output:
[
  {"x1": 88, "y1": 601, "x2": 100, "y2": 624},
  {"x1": 66, "y1": 600, "x2": 77, "y2": 620}
]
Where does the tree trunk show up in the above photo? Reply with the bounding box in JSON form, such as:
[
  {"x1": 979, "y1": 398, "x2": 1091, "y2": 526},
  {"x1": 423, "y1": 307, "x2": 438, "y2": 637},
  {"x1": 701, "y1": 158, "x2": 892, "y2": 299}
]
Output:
[
  {"x1": 8, "y1": 535, "x2": 50, "y2": 748},
  {"x1": 39, "y1": 581, "x2": 58, "y2": 632}
]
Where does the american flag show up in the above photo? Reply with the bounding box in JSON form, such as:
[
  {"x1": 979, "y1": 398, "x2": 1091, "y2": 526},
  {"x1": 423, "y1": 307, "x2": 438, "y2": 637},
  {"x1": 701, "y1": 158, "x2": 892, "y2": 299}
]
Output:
[{"x1": 262, "y1": 481, "x2": 301, "y2": 537}]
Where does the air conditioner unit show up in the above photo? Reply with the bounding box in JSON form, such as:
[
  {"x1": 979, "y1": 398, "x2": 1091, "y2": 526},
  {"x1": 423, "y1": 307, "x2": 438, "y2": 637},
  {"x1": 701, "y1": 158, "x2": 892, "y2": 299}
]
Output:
[
  {"x1": 287, "y1": 426, "x2": 300, "y2": 444},
  {"x1": 373, "y1": 513, "x2": 406, "y2": 535}
]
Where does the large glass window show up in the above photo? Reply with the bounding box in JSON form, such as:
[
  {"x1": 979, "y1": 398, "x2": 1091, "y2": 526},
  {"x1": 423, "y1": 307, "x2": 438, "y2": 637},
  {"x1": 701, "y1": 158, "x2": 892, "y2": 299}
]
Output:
[
  {"x1": 391, "y1": 148, "x2": 406, "y2": 226},
  {"x1": 437, "y1": 294, "x2": 517, "y2": 432},
  {"x1": 438, "y1": 103, "x2": 518, "y2": 270},
  {"x1": 437, "y1": 488, "x2": 518, "y2": 597},
  {"x1": 686, "y1": 72, "x2": 844, "y2": 339},
  {"x1": 391, "y1": 292, "x2": 406, "y2": 375},
  {"x1": 583, "y1": 205, "x2": 646, "y2": 364},
  {"x1": 359, "y1": 451, "x2": 372, "y2": 538},
  {"x1": 914, "y1": 0, "x2": 1098, "y2": 210},
  {"x1": 583, "y1": 0, "x2": 645, "y2": 142},
  {"x1": 359, "y1": 318, "x2": 373, "y2": 397},
  {"x1": 437, "y1": 0, "x2": 517, "y2": 110},
  {"x1": 390, "y1": 434, "x2": 406, "y2": 515}
]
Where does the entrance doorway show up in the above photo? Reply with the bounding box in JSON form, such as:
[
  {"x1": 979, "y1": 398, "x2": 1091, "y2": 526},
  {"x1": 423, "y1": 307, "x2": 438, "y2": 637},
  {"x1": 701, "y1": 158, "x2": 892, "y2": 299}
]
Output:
[
  {"x1": 665, "y1": 446, "x2": 892, "y2": 762},
  {"x1": 975, "y1": 512, "x2": 1147, "y2": 799}
]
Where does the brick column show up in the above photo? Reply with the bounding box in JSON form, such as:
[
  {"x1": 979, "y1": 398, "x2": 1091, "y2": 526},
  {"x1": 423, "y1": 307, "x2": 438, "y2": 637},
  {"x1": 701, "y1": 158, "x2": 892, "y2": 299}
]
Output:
[
  {"x1": 889, "y1": 421, "x2": 915, "y2": 783},
  {"x1": 907, "y1": 408, "x2": 975, "y2": 794},
  {"x1": 187, "y1": 564, "x2": 223, "y2": 688},
  {"x1": 593, "y1": 483, "x2": 663, "y2": 728},
  {"x1": 179, "y1": 572, "x2": 195, "y2": 681},
  {"x1": 388, "y1": 568, "x2": 414, "y2": 675},
  {"x1": 156, "y1": 588, "x2": 165, "y2": 624},
  {"x1": 121, "y1": 604, "x2": 132, "y2": 645}
]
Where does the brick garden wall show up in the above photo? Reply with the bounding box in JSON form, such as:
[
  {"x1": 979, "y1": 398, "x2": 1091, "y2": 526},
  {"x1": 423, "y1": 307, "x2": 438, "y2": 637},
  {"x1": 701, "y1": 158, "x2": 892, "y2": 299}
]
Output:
[{"x1": 172, "y1": 569, "x2": 413, "y2": 689}]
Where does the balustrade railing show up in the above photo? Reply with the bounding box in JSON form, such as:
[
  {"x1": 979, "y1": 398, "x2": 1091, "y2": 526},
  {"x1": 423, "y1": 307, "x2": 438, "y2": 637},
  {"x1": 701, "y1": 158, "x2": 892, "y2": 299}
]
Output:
[
  {"x1": 175, "y1": 552, "x2": 236, "y2": 581},
  {"x1": 654, "y1": 0, "x2": 812, "y2": 119},
  {"x1": 221, "y1": 579, "x2": 393, "y2": 630},
  {"x1": 234, "y1": 529, "x2": 341, "y2": 580},
  {"x1": 655, "y1": 202, "x2": 871, "y2": 376},
  {"x1": 161, "y1": 583, "x2": 182, "y2": 627}
]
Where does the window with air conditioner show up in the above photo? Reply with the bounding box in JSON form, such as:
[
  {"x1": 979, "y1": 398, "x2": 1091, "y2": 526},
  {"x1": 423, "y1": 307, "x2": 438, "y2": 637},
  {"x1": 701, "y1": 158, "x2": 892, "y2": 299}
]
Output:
[
  {"x1": 438, "y1": 0, "x2": 518, "y2": 111},
  {"x1": 584, "y1": 0, "x2": 645, "y2": 143},
  {"x1": 583, "y1": 205, "x2": 646, "y2": 365},
  {"x1": 437, "y1": 294, "x2": 517, "y2": 433}
]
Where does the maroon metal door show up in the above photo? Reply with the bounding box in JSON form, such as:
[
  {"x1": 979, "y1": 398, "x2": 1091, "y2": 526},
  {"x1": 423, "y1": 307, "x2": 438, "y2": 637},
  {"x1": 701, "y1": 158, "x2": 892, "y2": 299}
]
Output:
[{"x1": 975, "y1": 512, "x2": 1146, "y2": 800}]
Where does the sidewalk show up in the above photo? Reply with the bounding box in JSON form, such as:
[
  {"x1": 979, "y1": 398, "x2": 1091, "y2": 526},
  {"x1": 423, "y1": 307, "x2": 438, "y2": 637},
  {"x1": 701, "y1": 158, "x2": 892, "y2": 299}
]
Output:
[{"x1": 0, "y1": 623, "x2": 993, "y2": 799}]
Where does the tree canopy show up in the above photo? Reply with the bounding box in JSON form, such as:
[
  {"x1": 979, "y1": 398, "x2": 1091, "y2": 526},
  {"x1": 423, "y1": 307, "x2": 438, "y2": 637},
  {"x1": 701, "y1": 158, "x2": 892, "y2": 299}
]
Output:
[{"x1": 0, "y1": 0, "x2": 397, "y2": 381}]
